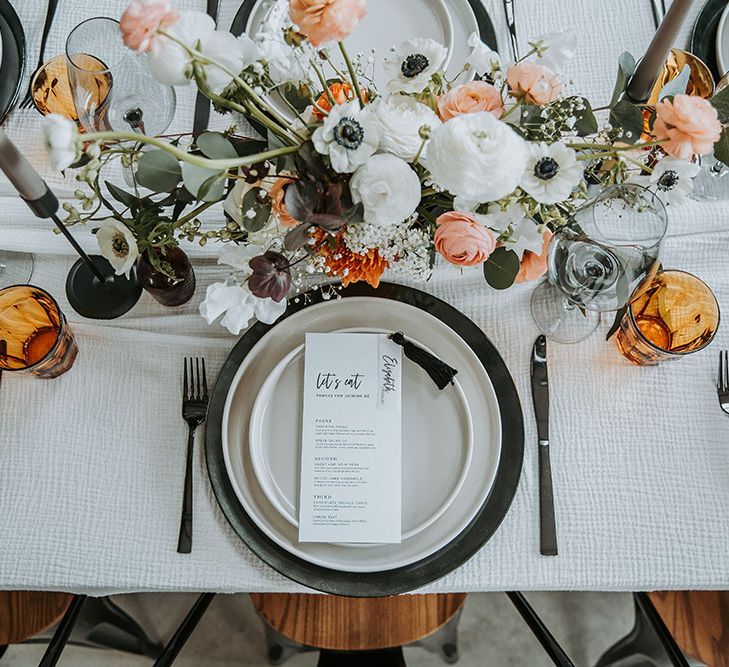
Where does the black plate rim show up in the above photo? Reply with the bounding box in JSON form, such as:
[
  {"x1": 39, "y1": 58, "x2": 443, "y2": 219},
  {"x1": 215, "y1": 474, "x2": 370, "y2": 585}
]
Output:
[
  {"x1": 0, "y1": 0, "x2": 25, "y2": 124},
  {"x1": 205, "y1": 282, "x2": 524, "y2": 597},
  {"x1": 230, "y1": 0, "x2": 498, "y2": 53},
  {"x1": 690, "y1": 0, "x2": 725, "y2": 82}
]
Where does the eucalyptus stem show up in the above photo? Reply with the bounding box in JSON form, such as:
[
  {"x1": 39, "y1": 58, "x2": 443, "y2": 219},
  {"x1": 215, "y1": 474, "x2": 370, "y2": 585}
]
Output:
[
  {"x1": 174, "y1": 200, "x2": 217, "y2": 227},
  {"x1": 568, "y1": 140, "x2": 664, "y2": 151},
  {"x1": 83, "y1": 131, "x2": 298, "y2": 170},
  {"x1": 337, "y1": 41, "x2": 365, "y2": 108}
]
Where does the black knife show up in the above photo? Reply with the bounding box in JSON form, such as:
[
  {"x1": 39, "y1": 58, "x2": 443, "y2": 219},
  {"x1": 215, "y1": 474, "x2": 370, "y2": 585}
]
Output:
[
  {"x1": 530, "y1": 335, "x2": 558, "y2": 556},
  {"x1": 192, "y1": 0, "x2": 221, "y2": 135}
]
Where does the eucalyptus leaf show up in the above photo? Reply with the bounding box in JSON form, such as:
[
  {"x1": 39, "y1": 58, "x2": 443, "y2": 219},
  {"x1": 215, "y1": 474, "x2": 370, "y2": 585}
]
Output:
[
  {"x1": 605, "y1": 305, "x2": 627, "y2": 340},
  {"x1": 241, "y1": 187, "x2": 271, "y2": 232},
  {"x1": 196, "y1": 132, "x2": 237, "y2": 160},
  {"x1": 657, "y1": 64, "x2": 690, "y2": 101},
  {"x1": 609, "y1": 100, "x2": 644, "y2": 143},
  {"x1": 181, "y1": 163, "x2": 226, "y2": 202},
  {"x1": 136, "y1": 150, "x2": 182, "y2": 192},
  {"x1": 104, "y1": 181, "x2": 138, "y2": 209},
  {"x1": 610, "y1": 52, "x2": 636, "y2": 108},
  {"x1": 714, "y1": 127, "x2": 729, "y2": 167},
  {"x1": 572, "y1": 98, "x2": 598, "y2": 136},
  {"x1": 483, "y1": 247, "x2": 520, "y2": 290},
  {"x1": 711, "y1": 85, "x2": 729, "y2": 124}
]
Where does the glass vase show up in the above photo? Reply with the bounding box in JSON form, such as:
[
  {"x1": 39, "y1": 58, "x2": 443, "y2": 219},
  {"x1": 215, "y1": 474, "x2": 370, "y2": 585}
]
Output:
[{"x1": 137, "y1": 247, "x2": 196, "y2": 307}]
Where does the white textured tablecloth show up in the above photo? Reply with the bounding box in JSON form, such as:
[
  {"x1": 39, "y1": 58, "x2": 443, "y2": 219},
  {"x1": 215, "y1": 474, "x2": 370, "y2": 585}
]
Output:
[{"x1": 2, "y1": 0, "x2": 729, "y2": 595}]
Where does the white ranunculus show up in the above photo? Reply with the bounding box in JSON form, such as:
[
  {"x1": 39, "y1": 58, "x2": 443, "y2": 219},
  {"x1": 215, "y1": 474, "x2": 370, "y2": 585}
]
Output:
[
  {"x1": 629, "y1": 157, "x2": 700, "y2": 206},
  {"x1": 466, "y1": 32, "x2": 500, "y2": 75},
  {"x1": 350, "y1": 154, "x2": 421, "y2": 226},
  {"x1": 530, "y1": 30, "x2": 577, "y2": 72},
  {"x1": 312, "y1": 101, "x2": 380, "y2": 173},
  {"x1": 199, "y1": 281, "x2": 286, "y2": 335},
  {"x1": 426, "y1": 112, "x2": 528, "y2": 201},
  {"x1": 384, "y1": 38, "x2": 448, "y2": 94},
  {"x1": 149, "y1": 12, "x2": 257, "y2": 91},
  {"x1": 43, "y1": 114, "x2": 80, "y2": 171},
  {"x1": 520, "y1": 141, "x2": 584, "y2": 204},
  {"x1": 96, "y1": 219, "x2": 139, "y2": 278},
  {"x1": 371, "y1": 95, "x2": 441, "y2": 163}
]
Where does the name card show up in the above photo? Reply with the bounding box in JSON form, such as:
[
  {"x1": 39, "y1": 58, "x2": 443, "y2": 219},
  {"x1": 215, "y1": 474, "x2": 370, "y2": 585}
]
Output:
[{"x1": 298, "y1": 333, "x2": 402, "y2": 543}]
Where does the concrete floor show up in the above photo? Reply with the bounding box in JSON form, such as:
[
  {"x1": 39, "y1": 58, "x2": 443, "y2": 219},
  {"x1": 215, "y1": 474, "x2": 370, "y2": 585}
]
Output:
[{"x1": 1, "y1": 591, "x2": 641, "y2": 666}]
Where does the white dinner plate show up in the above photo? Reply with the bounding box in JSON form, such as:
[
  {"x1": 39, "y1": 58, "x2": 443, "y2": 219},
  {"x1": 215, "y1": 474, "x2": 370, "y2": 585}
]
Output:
[
  {"x1": 717, "y1": 2, "x2": 729, "y2": 78},
  {"x1": 221, "y1": 297, "x2": 502, "y2": 572},
  {"x1": 243, "y1": 0, "x2": 478, "y2": 120},
  {"x1": 247, "y1": 327, "x2": 475, "y2": 542}
]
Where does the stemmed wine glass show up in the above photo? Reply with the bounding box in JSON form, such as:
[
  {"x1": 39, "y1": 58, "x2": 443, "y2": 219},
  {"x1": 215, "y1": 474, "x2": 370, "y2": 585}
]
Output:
[
  {"x1": 65, "y1": 17, "x2": 176, "y2": 135},
  {"x1": 531, "y1": 183, "x2": 668, "y2": 343}
]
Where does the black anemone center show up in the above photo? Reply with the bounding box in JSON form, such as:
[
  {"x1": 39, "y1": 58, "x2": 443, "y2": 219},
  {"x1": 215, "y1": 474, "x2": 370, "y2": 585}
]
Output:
[
  {"x1": 401, "y1": 53, "x2": 429, "y2": 78},
  {"x1": 111, "y1": 237, "x2": 129, "y2": 257},
  {"x1": 657, "y1": 170, "x2": 679, "y2": 191},
  {"x1": 333, "y1": 117, "x2": 364, "y2": 150},
  {"x1": 534, "y1": 157, "x2": 560, "y2": 180}
]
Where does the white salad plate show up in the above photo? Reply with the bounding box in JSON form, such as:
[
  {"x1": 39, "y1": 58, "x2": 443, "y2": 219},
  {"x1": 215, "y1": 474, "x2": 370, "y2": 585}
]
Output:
[
  {"x1": 716, "y1": 1, "x2": 729, "y2": 79},
  {"x1": 221, "y1": 297, "x2": 502, "y2": 573},
  {"x1": 247, "y1": 327, "x2": 475, "y2": 543}
]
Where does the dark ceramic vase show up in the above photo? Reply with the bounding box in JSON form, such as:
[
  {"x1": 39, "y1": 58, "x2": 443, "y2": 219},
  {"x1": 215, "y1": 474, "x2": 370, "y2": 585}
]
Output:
[{"x1": 137, "y1": 247, "x2": 196, "y2": 307}]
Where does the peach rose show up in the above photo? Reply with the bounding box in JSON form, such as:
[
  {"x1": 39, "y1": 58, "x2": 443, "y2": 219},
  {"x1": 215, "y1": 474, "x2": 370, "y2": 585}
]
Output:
[
  {"x1": 120, "y1": 0, "x2": 179, "y2": 54},
  {"x1": 437, "y1": 81, "x2": 504, "y2": 121},
  {"x1": 515, "y1": 230, "x2": 553, "y2": 283},
  {"x1": 653, "y1": 94, "x2": 722, "y2": 160},
  {"x1": 269, "y1": 178, "x2": 300, "y2": 228},
  {"x1": 289, "y1": 0, "x2": 367, "y2": 47},
  {"x1": 434, "y1": 211, "x2": 496, "y2": 267},
  {"x1": 506, "y1": 62, "x2": 561, "y2": 106}
]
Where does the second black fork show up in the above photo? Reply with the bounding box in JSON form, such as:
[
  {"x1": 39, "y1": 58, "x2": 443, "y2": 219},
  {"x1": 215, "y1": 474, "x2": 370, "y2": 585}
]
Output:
[{"x1": 178, "y1": 357, "x2": 208, "y2": 554}]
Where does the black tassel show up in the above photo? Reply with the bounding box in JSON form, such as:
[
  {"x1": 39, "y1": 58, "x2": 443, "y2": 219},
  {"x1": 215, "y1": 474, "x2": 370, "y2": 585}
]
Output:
[{"x1": 388, "y1": 331, "x2": 458, "y2": 390}]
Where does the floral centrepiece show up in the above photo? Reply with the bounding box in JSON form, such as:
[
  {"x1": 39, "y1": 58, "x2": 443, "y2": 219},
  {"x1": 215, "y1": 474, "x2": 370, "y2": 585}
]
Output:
[{"x1": 44, "y1": 0, "x2": 729, "y2": 331}]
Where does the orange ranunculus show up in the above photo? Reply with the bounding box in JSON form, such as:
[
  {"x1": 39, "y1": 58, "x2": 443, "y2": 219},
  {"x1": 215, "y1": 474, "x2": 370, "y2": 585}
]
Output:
[
  {"x1": 311, "y1": 82, "x2": 368, "y2": 119},
  {"x1": 506, "y1": 62, "x2": 561, "y2": 106},
  {"x1": 269, "y1": 177, "x2": 300, "y2": 227},
  {"x1": 434, "y1": 211, "x2": 496, "y2": 267},
  {"x1": 120, "y1": 0, "x2": 179, "y2": 54},
  {"x1": 289, "y1": 0, "x2": 366, "y2": 47},
  {"x1": 653, "y1": 94, "x2": 722, "y2": 160},
  {"x1": 515, "y1": 230, "x2": 553, "y2": 283},
  {"x1": 437, "y1": 81, "x2": 504, "y2": 121}
]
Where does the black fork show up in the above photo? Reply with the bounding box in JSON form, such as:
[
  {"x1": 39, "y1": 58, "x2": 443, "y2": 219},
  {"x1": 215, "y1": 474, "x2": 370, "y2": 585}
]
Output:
[{"x1": 178, "y1": 357, "x2": 208, "y2": 554}]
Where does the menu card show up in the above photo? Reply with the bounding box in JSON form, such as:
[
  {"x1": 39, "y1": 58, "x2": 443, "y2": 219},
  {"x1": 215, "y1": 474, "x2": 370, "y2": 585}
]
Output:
[{"x1": 298, "y1": 333, "x2": 402, "y2": 544}]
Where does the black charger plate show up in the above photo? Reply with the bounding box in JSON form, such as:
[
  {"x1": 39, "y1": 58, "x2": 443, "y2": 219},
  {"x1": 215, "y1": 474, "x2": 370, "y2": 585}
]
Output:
[
  {"x1": 691, "y1": 0, "x2": 726, "y2": 82},
  {"x1": 0, "y1": 0, "x2": 25, "y2": 124},
  {"x1": 205, "y1": 282, "x2": 524, "y2": 596}
]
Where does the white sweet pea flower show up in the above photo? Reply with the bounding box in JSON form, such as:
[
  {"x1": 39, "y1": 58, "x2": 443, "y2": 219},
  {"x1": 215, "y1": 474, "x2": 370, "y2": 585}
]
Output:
[
  {"x1": 629, "y1": 157, "x2": 700, "y2": 206},
  {"x1": 96, "y1": 219, "x2": 139, "y2": 278},
  {"x1": 350, "y1": 154, "x2": 421, "y2": 226},
  {"x1": 480, "y1": 202, "x2": 529, "y2": 234},
  {"x1": 466, "y1": 32, "x2": 500, "y2": 75},
  {"x1": 520, "y1": 141, "x2": 584, "y2": 204},
  {"x1": 149, "y1": 11, "x2": 257, "y2": 91},
  {"x1": 384, "y1": 38, "x2": 448, "y2": 94},
  {"x1": 506, "y1": 216, "x2": 545, "y2": 259},
  {"x1": 312, "y1": 101, "x2": 380, "y2": 173},
  {"x1": 43, "y1": 114, "x2": 80, "y2": 171},
  {"x1": 530, "y1": 30, "x2": 577, "y2": 72},
  {"x1": 427, "y1": 112, "x2": 528, "y2": 201},
  {"x1": 371, "y1": 95, "x2": 441, "y2": 163},
  {"x1": 218, "y1": 243, "x2": 262, "y2": 270},
  {"x1": 199, "y1": 282, "x2": 286, "y2": 335}
]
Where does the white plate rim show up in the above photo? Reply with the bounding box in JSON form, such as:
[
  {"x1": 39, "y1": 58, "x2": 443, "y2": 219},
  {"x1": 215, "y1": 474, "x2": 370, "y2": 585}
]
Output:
[{"x1": 717, "y1": 1, "x2": 729, "y2": 79}]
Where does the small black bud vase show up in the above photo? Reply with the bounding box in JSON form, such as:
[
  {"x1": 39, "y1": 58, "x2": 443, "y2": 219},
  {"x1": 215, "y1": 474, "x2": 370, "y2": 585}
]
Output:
[{"x1": 137, "y1": 247, "x2": 196, "y2": 307}]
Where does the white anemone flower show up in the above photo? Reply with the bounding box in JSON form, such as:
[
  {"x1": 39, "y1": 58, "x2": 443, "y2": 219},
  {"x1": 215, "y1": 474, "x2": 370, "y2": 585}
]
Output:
[
  {"x1": 629, "y1": 157, "x2": 700, "y2": 206},
  {"x1": 96, "y1": 220, "x2": 139, "y2": 278},
  {"x1": 312, "y1": 101, "x2": 380, "y2": 173},
  {"x1": 384, "y1": 38, "x2": 448, "y2": 94},
  {"x1": 530, "y1": 30, "x2": 577, "y2": 72},
  {"x1": 43, "y1": 114, "x2": 80, "y2": 171},
  {"x1": 466, "y1": 32, "x2": 500, "y2": 76},
  {"x1": 520, "y1": 141, "x2": 584, "y2": 204}
]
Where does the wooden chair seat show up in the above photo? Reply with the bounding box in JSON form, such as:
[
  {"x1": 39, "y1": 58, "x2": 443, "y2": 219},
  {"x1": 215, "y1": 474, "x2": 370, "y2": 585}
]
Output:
[
  {"x1": 649, "y1": 591, "x2": 729, "y2": 667},
  {"x1": 250, "y1": 593, "x2": 467, "y2": 651},
  {"x1": 0, "y1": 591, "x2": 73, "y2": 645}
]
